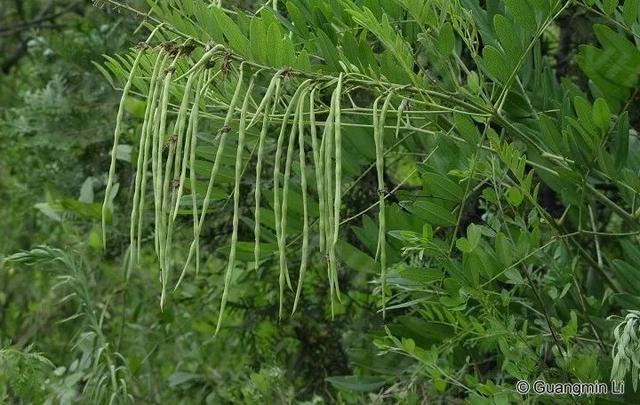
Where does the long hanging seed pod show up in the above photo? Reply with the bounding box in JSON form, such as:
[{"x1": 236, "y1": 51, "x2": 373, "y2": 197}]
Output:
[
  {"x1": 162, "y1": 68, "x2": 203, "y2": 290},
  {"x1": 171, "y1": 52, "x2": 224, "y2": 192},
  {"x1": 103, "y1": 25, "x2": 166, "y2": 252},
  {"x1": 182, "y1": 69, "x2": 220, "y2": 281},
  {"x1": 172, "y1": 73, "x2": 206, "y2": 289},
  {"x1": 272, "y1": 81, "x2": 310, "y2": 319},
  {"x1": 254, "y1": 74, "x2": 281, "y2": 270},
  {"x1": 153, "y1": 53, "x2": 180, "y2": 254},
  {"x1": 178, "y1": 71, "x2": 214, "y2": 288},
  {"x1": 274, "y1": 97, "x2": 301, "y2": 318},
  {"x1": 308, "y1": 87, "x2": 326, "y2": 254},
  {"x1": 322, "y1": 89, "x2": 337, "y2": 317},
  {"x1": 128, "y1": 50, "x2": 164, "y2": 272},
  {"x1": 374, "y1": 93, "x2": 393, "y2": 318},
  {"x1": 157, "y1": 42, "x2": 210, "y2": 233},
  {"x1": 171, "y1": 70, "x2": 204, "y2": 222},
  {"x1": 329, "y1": 74, "x2": 344, "y2": 299},
  {"x1": 102, "y1": 46, "x2": 147, "y2": 250},
  {"x1": 150, "y1": 54, "x2": 174, "y2": 258},
  {"x1": 292, "y1": 91, "x2": 310, "y2": 315},
  {"x1": 195, "y1": 69, "x2": 223, "y2": 277},
  {"x1": 155, "y1": 53, "x2": 181, "y2": 309},
  {"x1": 372, "y1": 98, "x2": 382, "y2": 264},
  {"x1": 280, "y1": 91, "x2": 307, "y2": 280},
  {"x1": 180, "y1": 64, "x2": 246, "y2": 281},
  {"x1": 158, "y1": 132, "x2": 175, "y2": 272},
  {"x1": 162, "y1": 54, "x2": 209, "y2": 266},
  {"x1": 160, "y1": 75, "x2": 195, "y2": 266},
  {"x1": 279, "y1": 88, "x2": 309, "y2": 318},
  {"x1": 216, "y1": 76, "x2": 255, "y2": 334},
  {"x1": 136, "y1": 53, "x2": 170, "y2": 263}
]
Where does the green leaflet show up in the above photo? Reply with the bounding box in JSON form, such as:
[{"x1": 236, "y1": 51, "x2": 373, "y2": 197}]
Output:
[
  {"x1": 592, "y1": 97, "x2": 612, "y2": 132},
  {"x1": 603, "y1": 0, "x2": 619, "y2": 15},
  {"x1": 613, "y1": 111, "x2": 630, "y2": 171},
  {"x1": 326, "y1": 376, "x2": 386, "y2": 393},
  {"x1": 438, "y1": 22, "x2": 456, "y2": 55},
  {"x1": 407, "y1": 201, "x2": 458, "y2": 227},
  {"x1": 578, "y1": 24, "x2": 640, "y2": 109},
  {"x1": 623, "y1": 0, "x2": 640, "y2": 25},
  {"x1": 346, "y1": 3, "x2": 417, "y2": 84},
  {"x1": 504, "y1": 0, "x2": 538, "y2": 33}
]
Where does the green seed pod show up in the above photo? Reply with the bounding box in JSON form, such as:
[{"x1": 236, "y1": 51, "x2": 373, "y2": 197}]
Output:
[
  {"x1": 163, "y1": 67, "x2": 204, "y2": 291},
  {"x1": 128, "y1": 50, "x2": 164, "y2": 274},
  {"x1": 103, "y1": 24, "x2": 165, "y2": 253},
  {"x1": 173, "y1": 72, "x2": 206, "y2": 290},
  {"x1": 280, "y1": 87, "x2": 309, "y2": 305},
  {"x1": 280, "y1": 91, "x2": 307, "y2": 288},
  {"x1": 323, "y1": 89, "x2": 337, "y2": 317},
  {"x1": 374, "y1": 93, "x2": 393, "y2": 318},
  {"x1": 395, "y1": 99, "x2": 407, "y2": 139},
  {"x1": 180, "y1": 63, "x2": 246, "y2": 282},
  {"x1": 273, "y1": 80, "x2": 311, "y2": 319},
  {"x1": 292, "y1": 89, "x2": 310, "y2": 316},
  {"x1": 150, "y1": 56, "x2": 172, "y2": 257},
  {"x1": 329, "y1": 74, "x2": 344, "y2": 300},
  {"x1": 254, "y1": 74, "x2": 281, "y2": 270},
  {"x1": 308, "y1": 87, "x2": 326, "y2": 254},
  {"x1": 157, "y1": 54, "x2": 181, "y2": 310},
  {"x1": 138, "y1": 52, "x2": 170, "y2": 264},
  {"x1": 216, "y1": 76, "x2": 255, "y2": 334},
  {"x1": 102, "y1": 47, "x2": 146, "y2": 250},
  {"x1": 192, "y1": 70, "x2": 216, "y2": 278}
]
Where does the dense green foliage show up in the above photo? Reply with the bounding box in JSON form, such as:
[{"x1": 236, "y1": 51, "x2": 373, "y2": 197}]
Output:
[
  {"x1": 1, "y1": 0, "x2": 131, "y2": 253},
  {"x1": 4, "y1": 0, "x2": 640, "y2": 403}
]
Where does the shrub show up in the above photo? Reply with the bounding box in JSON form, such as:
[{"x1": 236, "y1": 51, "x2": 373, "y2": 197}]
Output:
[{"x1": 98, "y1": 0, "x2": 640, "y2": 402}]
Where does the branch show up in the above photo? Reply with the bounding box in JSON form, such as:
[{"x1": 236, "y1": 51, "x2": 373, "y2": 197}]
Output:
[
  {"x1": 1, "y1": 39, "x2": 29, "y2": 74},
  {"x1": 0, "y1": 0, "x2": 80, "y2": 74},
  {"x1": 0, "y1": 0, "x2": 79, "y2": 36}
]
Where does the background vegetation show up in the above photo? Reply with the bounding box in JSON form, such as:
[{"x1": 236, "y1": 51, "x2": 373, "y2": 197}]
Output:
[{"x1": 2, "y1": 0, "x2": 640, "y2": 404}]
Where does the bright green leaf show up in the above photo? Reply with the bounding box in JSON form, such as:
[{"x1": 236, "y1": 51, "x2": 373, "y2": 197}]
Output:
[
  {"x1": 603, "y1": 0, "x2": 619, "y2": 15},
  {"x1": 592, "y1": 98, "x2": 611, "y2": 131},
  {"x1": 438, "y1": 23, "x2": 455, "y2": 55},
  {"x1": 326, "y1": 376, "x2": 386, "y2": 392},
  {"x1": 506, "y1": 186, "x2": 523, "y2": 207}
]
